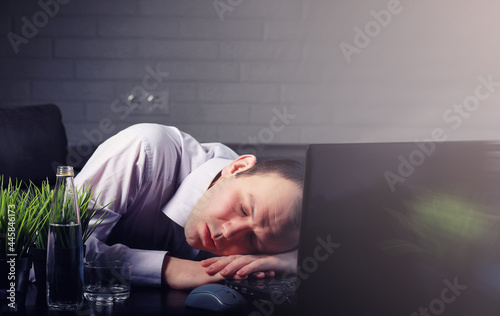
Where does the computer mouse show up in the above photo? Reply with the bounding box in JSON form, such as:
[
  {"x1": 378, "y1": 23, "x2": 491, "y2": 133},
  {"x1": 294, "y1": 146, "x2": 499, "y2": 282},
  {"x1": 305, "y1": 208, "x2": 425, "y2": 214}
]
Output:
[{"x1": 185, "y1": 283, "x2": 248, "y2": 312}]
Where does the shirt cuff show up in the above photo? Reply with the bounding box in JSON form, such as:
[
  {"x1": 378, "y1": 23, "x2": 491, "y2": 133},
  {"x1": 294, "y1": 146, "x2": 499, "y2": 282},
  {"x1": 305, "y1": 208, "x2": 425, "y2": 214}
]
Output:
[
  {"x1": 126, "y1": 248, "x2": 168, "y2": 287},
  {"x1": 85, "y1": 236, "x2": 167, "y2": 287}
]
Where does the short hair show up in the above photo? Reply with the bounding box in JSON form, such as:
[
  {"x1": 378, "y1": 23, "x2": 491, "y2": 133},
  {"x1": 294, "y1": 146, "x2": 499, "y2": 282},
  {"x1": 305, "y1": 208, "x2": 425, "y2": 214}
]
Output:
[{"x1": 235, "y1": 158, "x2": 304, "y2": 234}]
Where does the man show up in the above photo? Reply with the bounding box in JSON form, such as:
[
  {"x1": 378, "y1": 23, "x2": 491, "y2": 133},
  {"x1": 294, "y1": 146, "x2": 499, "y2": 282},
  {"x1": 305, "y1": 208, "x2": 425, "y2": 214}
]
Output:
[{"x1": 75, "y1": 123, "x2": 303, "y2": 289}]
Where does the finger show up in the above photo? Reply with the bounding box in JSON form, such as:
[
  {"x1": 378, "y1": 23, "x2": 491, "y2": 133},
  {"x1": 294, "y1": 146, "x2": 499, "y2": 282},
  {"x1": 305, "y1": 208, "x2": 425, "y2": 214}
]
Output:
[
  {"x1": 205, "y1": 266, "x2": 219, "y2": 275},
  {"x1": 248, "y1": 270, "x2": 275, "y2": 279},
  {"x1": 250, "y1": 272, "x2": 266, "y2": 279},
  {"x1": 200, "y1": 255, "x2": 238, "y2": 267},
  {"x1": 201, "y1": 257, "x2": 221, "y2": 267},
  {"x1": 219, "y1": 256, "x2": 262, "y2": 277},
  {"x1": 235, "y1": 258, "x2": 277, "y2": 277},
  {"x1": 258, "y1": 271, "x2": 275, "y2": 278},
  {"x1": 201, "y1": 256, "x2": 234, "y2": 267},
  {"x1": 205, "y1": 262, "x2": 230, "y2": 275},
  {"x1": 227, "y1": 273, "x2": 248, "y2": 280},
  {"x1": 205, "y1": 256, "x2": 241, "y2": 275},
  {"x1": 265, "y1": 271, "x2": 275, "y2": 278}
]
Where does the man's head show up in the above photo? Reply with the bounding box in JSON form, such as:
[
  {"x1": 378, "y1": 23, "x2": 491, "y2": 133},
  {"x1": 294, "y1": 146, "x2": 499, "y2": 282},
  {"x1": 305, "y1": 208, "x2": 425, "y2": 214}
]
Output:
[{"x1": 184, "y1": 155, "x2": 304, "y2": 256}]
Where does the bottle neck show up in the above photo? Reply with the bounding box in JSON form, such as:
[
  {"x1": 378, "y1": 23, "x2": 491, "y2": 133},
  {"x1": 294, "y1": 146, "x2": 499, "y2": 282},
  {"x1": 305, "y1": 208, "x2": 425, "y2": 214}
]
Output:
[{"x1": 51, "y1": 166, "x2": 80, "y2": 225}]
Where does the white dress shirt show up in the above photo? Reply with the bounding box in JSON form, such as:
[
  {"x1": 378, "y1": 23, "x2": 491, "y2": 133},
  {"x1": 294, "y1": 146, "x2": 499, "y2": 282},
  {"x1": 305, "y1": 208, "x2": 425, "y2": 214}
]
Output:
[{"x1": 74, "y1": 124, "x2": 238, "y2": 286}]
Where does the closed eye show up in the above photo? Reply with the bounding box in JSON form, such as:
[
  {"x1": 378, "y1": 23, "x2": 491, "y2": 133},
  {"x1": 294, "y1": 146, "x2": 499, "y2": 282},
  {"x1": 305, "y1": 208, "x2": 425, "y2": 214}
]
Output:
[{"x1": 240, "y1": 204, "x2": 248, "y2": 216}]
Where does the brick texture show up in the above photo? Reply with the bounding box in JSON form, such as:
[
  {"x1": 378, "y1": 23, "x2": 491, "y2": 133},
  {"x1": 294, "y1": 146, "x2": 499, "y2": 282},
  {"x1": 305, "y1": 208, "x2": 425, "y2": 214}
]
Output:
[
  {"x1": 98, "y1": 17, "x2": 178, "y2": 38},
  {"x1": 1, "y1": 0, "x2": 499, "y2": 146},
  {"x1": 0, "y1": 59, "x2": 73, "y2": 79},
  {"x1": 55, "y1": 39, "x2": 136, "y2": 58},
  {"x1": 0, "y1": 38, "x2": 52, "y2": 57},
  {"x1": 0, "y1": 80, "x2": 30, "y2": 101},
  {"x1": 24, "y1": 17, "x2": 97, "y2": 37},
  {"x1": 137, "y1": 40, "x2": 219, "y2": 59}
]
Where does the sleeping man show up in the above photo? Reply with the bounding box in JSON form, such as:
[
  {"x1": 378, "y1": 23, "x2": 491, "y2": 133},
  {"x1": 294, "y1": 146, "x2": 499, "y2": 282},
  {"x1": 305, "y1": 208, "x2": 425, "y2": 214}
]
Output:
[{"x1": 75, "y1": 123, "x2": 303, "y2": 289}]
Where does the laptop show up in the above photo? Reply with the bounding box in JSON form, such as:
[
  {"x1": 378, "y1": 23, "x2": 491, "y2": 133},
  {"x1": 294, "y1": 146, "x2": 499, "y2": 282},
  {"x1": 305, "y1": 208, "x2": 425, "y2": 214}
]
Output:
[{"x1": 224, "y1": 141, "x2": 500, "y2": 315}]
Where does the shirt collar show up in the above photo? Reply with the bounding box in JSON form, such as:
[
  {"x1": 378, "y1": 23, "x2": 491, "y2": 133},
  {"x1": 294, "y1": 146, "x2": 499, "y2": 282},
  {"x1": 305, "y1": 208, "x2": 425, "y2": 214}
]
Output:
[{"x1": 162, "y1": 158, "x2": 233, "y2": 227}]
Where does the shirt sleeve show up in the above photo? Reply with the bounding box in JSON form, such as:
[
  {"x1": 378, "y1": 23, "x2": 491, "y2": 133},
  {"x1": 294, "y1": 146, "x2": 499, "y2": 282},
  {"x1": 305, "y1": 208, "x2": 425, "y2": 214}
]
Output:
[
  {"x1": 84, "y1": 236, "x2": 167, "y2": 286},
  {"x1": 75, "y1": 124, "x2": 183, "y2": 286}
]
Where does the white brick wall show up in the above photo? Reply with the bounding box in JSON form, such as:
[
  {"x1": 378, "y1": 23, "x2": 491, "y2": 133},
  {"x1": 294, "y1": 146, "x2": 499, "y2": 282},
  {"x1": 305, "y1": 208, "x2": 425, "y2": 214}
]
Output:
[
  {"x1": 55, "y1": 39, "x2": 136, "y2": 58},
  {"x1": 1, "y1": 0, "x2": 500, "y2": 146},
  {"x1": 0, "y1": 59, "x2": 73, "y2": 79},
  {"x1": 98, "y1": 18, "x2": 178, "y2": 38},
  {"x1": 38, "y1": 17, "x2": 96, "y2": 37},
  {"x1": 32, "y1": 81, "x2": 116, "y2": 101},
  {"x1": 137, "y1": 40, "x2": 219, "y2": 59},
  {"x1": 0, "y1": 80, "x2": 30, "y2": 100},
  {"x1": 0, "y1": 38, "x2": 52, "y2": 57}
]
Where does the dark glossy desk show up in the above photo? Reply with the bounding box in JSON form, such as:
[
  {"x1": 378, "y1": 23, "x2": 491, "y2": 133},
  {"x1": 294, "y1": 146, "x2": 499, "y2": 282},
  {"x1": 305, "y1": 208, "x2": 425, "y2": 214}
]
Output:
[{"x1": 5, "y1": 283, "x2": 250, "y2": 316}]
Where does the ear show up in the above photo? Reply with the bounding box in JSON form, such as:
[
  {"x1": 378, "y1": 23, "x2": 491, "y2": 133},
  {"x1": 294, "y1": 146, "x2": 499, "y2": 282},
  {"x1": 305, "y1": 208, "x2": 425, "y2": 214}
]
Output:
[{"x1": 220, "y1": 155, "x2": 257, "y2": 178}]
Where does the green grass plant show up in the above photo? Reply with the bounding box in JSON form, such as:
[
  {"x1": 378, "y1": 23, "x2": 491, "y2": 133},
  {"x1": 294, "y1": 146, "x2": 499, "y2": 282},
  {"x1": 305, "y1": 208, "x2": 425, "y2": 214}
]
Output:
[
  {"x1": 0, "y1": 175, "x2": 110, "y2": 258},
  {"x1": 0, "y1": 176, "x2": 48, "y2": 259},
  {"x1": 32, "y1": 181, "x2": 110, "y2": 249}
]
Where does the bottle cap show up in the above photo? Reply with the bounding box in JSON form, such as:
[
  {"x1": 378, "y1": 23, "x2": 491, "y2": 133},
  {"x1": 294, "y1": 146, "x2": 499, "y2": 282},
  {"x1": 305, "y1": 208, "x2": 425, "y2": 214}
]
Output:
[{"x1": 56, "y1": 166, "x2": 74, "y2": 176}]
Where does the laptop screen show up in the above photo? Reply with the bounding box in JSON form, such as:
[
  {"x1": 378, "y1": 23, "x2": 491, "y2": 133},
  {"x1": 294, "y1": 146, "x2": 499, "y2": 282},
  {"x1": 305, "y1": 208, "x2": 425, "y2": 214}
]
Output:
[{"x1": 296, "y1": 142, "x2": 500, "y2": 315}]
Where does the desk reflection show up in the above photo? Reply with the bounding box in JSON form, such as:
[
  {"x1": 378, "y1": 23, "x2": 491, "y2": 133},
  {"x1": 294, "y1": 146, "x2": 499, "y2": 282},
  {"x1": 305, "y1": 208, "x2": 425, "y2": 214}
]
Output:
[{"x1": 6, "y1": 283, "x2": 246, "y2": 316}]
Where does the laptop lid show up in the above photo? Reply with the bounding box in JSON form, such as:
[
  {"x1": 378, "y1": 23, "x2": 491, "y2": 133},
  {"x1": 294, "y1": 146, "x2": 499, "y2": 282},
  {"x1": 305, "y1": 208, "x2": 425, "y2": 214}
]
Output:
[{"x1": 295, "y1": 142, "x2": 500, "y2": 315}]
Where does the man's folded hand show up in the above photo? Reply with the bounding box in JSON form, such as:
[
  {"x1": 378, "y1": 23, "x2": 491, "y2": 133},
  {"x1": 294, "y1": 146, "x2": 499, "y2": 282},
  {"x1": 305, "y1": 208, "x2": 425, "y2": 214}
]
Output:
[{"x1": 201, "y1": 250, "x2": 298, "y2": 279}]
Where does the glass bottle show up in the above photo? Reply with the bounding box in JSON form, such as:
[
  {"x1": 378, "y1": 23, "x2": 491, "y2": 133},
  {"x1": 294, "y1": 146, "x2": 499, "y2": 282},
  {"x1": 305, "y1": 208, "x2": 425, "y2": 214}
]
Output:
[{"x1": 46, "y1": 166, "x2": 84, "y2": 310}]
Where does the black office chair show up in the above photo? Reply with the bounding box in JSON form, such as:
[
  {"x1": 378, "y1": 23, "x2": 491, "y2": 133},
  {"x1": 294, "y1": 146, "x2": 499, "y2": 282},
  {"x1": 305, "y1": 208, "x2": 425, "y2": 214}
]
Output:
[{"x1": 0, "y1": 104, "x2": 68, "y2": 187}]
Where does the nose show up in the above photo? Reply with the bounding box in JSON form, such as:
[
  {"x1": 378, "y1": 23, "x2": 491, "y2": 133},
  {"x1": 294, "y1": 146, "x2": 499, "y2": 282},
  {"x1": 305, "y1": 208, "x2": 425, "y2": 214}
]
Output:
[{"x1": 221, "y1": 218, "x2": 251, "y2": 239}]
